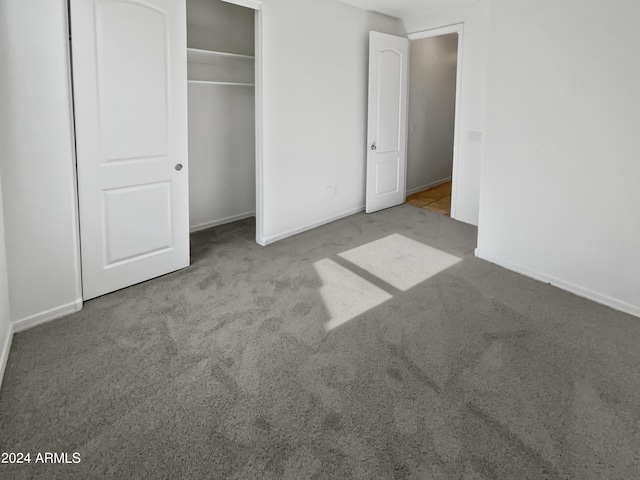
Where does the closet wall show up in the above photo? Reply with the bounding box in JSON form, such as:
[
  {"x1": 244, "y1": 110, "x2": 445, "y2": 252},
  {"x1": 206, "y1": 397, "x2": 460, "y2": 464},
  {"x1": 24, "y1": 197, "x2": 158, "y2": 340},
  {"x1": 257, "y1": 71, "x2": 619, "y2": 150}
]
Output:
[{"x1": 186, "y1": 0, "x2": 256, "y2": 232}]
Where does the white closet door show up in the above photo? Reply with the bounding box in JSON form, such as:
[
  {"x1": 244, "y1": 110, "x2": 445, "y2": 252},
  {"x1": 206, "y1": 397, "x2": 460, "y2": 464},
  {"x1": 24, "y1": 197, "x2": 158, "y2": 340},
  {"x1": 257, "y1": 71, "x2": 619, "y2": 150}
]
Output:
[
  {"x1": 365, "y1": 31, "x2": 409, "y2": 214},
  {"x1": 71, "y1": 0, "x2": 190, "y2": 300}
]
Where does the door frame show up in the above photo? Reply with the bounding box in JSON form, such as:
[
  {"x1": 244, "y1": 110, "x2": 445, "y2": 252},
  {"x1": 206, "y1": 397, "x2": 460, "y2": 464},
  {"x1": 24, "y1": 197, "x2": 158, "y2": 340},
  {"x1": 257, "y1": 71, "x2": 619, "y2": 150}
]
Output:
[{"x1": 407, "y1": 23, "x2": 464, "y2": 220}]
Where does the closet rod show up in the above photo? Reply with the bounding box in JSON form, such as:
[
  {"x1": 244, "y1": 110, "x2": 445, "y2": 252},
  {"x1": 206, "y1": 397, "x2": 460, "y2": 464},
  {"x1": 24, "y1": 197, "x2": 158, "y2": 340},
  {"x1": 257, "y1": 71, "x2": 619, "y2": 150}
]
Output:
[{"x1": 187, "y1": 80, "x2": 254, "y2": 86}]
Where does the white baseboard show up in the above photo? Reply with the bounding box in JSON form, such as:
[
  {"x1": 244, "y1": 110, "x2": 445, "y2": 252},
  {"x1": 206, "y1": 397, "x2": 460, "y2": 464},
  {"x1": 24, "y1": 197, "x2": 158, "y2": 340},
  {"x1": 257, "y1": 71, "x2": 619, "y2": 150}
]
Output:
[
  {"x1": 261, "y1": 205, "x2": 365, "y2": 246},
  {"x1": 190, "y1": 211, "x2": 256, "y2": 233},
  {"x1": 12, "y1": 298, "x2": 83, "y2": 334},
  {"x1": 0, "y1": 322, "x2": 14, "y2": 391},
  {"x1": 406, "y1": 177, "x2": 452, "y2": 197},
  {"x1": 475, "y1": 249, "x2": 640, "y2": 319}
]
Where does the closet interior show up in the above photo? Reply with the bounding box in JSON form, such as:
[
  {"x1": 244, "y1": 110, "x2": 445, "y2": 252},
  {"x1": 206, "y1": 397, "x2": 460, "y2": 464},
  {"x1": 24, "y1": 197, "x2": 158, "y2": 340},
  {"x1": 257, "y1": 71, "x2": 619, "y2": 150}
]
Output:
[{"x1": 186, "y1": 0, "x2": 256, "y2": 232}]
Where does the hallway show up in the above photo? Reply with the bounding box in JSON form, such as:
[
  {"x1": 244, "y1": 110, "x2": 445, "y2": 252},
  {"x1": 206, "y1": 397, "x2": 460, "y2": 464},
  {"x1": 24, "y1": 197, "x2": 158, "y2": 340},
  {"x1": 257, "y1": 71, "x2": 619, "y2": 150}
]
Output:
[{"x1": 406, "y1": 181, "x2": 452, "y2": 216}]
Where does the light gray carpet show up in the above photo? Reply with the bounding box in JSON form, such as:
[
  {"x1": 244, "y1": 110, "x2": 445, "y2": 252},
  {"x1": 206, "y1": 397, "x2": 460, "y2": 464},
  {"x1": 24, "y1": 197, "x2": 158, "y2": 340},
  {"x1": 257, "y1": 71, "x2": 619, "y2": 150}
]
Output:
[{"x1": 1, "y1": 204, "x2": 639, "y2": 479}]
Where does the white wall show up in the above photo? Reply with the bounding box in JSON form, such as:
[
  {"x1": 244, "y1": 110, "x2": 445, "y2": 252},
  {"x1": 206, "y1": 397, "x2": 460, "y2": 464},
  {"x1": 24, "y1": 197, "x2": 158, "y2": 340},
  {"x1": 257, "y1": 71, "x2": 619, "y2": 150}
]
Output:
[
  {"x1": 403, "y1": 0, "x2": 490, "y2": 225},
  {"x1": 0, "y1": 0, "x2": 82, "y2": 328},
  {"x1": 188, "y1": 85, "x2": 256, "y2": 230},
  {"x1": 187, "y1": 0, "x2": 255, "y2": 55},
  {"x1": 407, "y1": 33, "x2": 458, "y2": 194},
  {"x1": 477, "y1": 0, "x2": 640, "y2": 317},
  {"x1": 260, "y1": 0, "x2": 404, "y2": 243},
  {"x1": 0, "y1": 172, "x2": 13, "y2": 388}
]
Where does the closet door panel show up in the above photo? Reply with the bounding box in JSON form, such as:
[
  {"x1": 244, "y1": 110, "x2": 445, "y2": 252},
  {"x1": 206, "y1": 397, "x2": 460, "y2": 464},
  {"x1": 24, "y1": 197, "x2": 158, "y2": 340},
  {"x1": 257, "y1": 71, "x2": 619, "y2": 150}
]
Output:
[
  {"x1": 71, "y1": 0, "x2": 189, "y2": 300},
  {"x1": 97, "y1": 1, "x2": 168, "y2": 161}
]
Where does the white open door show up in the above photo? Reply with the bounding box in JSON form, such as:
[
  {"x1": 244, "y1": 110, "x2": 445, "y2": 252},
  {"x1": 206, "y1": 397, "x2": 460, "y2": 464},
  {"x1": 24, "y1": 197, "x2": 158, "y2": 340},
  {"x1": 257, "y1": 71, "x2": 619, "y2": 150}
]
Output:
[
  {"x1": 71, "y1": 0, "x2": 190, "y2": 300},
  {"x1": 366, "y1": 32, "x2": 409, "y2": 214}
]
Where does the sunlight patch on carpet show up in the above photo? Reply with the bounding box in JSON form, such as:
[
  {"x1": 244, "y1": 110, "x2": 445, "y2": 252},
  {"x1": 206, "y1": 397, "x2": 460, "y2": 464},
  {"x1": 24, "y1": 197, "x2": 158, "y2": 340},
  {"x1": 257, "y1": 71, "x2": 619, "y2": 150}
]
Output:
[
  {"x1": 338, "y1": 234, "x2": 462, "y2": 291},
  {"x1": 314, "y1": 258, "x2": 392, "y2": 331}
]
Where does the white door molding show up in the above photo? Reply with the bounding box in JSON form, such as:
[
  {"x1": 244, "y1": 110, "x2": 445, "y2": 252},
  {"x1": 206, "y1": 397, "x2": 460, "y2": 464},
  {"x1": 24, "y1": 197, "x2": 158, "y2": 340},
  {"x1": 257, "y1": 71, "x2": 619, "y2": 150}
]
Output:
[{"x1": 253, "y1": 7, "x2": 266, "y2": 245}]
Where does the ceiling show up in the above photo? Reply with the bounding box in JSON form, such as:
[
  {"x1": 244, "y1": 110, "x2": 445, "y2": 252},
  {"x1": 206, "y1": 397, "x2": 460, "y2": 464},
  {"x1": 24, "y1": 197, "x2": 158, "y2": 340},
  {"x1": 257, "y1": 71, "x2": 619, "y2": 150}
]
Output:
[{"x1": 336, "y1": 0, "x2": 477, "y2": 19}]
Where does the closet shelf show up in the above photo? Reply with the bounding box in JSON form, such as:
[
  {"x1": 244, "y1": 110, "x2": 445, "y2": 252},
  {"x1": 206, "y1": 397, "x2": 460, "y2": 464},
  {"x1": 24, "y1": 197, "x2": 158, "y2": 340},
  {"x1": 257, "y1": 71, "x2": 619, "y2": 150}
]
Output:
[
  {"x1": 187, "y1": 48, "x2": 254, "y2": 84},
  {"x1": 187, "y1": 48, "x2": 254, "y2": 64},
  {"x1": 188, "y1": 80, "x2": 254, "y2": 86}
]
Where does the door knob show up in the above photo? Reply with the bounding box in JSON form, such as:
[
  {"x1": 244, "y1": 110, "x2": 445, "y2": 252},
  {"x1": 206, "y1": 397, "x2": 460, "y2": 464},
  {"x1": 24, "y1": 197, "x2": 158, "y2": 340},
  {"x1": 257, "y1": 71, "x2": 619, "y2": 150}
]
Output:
[
  {"x1": 175, "y1": 163, "x2": 183, "y2": 171},
  {"x1": 370, "y1": 143, "x2": 377, "y2": 151}
]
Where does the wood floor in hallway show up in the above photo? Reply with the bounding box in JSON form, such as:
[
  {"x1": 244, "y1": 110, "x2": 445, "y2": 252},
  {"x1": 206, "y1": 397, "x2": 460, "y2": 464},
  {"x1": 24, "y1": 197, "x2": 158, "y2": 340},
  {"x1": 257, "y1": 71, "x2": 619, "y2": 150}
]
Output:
[{"x1": 406, "y1": 181, "x2": 452, "y2": 216}]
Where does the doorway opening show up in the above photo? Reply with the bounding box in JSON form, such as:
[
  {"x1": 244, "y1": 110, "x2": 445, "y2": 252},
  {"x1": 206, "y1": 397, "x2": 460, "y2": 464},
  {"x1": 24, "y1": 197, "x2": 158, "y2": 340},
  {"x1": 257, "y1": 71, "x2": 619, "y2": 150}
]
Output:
[
  {"x1": 405, "y1": 26, "x2": 462, "y2": 219},
  {"x1": 186, "y1": 0, "x2": 259, "y2": 235}
]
